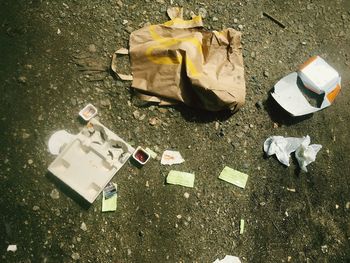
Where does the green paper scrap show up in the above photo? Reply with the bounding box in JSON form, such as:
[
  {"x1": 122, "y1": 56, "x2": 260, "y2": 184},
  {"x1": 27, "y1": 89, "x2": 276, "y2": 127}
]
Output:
[
  {"x1": 240, "y1": 219, "x2": 245, "y2": 234},
  {"x1": 102, "y1": 183, "x2": 117, "y2": 212},
  {"x1": 145, "y1": 147, "x2": 157, "y2": 159},
  {"x1": 166, "y1": 170, "x2": 195, "y2": 188},
  {"x1": 219, "y1": 166, "x2": 248, "y2": 189}
]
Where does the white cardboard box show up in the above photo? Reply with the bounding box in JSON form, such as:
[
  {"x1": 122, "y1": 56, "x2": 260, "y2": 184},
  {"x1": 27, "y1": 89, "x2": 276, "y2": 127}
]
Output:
[{"x1": 48, "y1": 119, "x2": 134, "y2": 203}]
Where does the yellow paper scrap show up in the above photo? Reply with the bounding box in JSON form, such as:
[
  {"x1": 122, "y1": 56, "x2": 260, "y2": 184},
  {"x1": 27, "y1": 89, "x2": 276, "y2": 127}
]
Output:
[
  {"x1": 219, "y1": 166, "x2": 248, "y2": 189},
  {"x1": 167, "y1": 170, "x2": 195, "y2": 188},
  {"x1": 240, "y1": 219, "x2": 245, "y2": 234}
]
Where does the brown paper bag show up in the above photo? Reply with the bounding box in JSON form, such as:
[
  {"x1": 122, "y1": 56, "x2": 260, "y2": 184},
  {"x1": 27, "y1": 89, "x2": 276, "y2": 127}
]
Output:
[{"x1": 129, "y1": 16, "x2": 246, "y2": 112}]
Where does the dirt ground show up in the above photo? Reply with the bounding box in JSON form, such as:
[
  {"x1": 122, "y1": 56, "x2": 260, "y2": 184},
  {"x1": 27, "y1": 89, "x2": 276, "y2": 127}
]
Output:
[{"x1": 0, "y1": 0, "x2": 349, "y2": 262}]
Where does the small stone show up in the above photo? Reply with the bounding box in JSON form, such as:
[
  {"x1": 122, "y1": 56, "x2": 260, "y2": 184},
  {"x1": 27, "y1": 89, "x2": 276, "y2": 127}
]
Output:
[
  {"x1": 249, "y1": 124, "x2": 254, "y2": 128},
  {"x1": 71, "y1": 252, "x2": 80, "y2": 260},
  {"x1": 133, "y1": 110, "x2": 140, "y2": 119},
  {"x1": 88, "y1": 44, "x2": 96, "y2": 53},
  {"x1": 176, "y1": 214, "x2": 182, "y2": 219},
  {"x1": 18, "y1": 76, "x2": 27, "y2": 83},
  {"x1": 139, "y1": 114, "x2": 146, "y2": 121},
  {"x1": 32, "y1": 206, "x2": 40, "y2": 211},
  {"x1": 57, "y1": 28, "x2": 61, "y2": 35},
  {"x1": 158, "y1": 108, "x2": 168, "y2": 114},
  {"x1": 184, "y1": 192, "x2": 190, "y2": 199},
  {"x1": 198, "y1": 7, "x2": 207, "y2": 18},
  {"x1": 122, "y1": 20, "x2": 128, "y2": 25},
  {"x1": 148, "y1": 117, "x2": 159, "y2": 126},
  {"x1": 345, "y1": 202, "x2": 350, "y2": 209},
  {"x1": 335, "y1": 204, "x2": 339, "y2": 209},
  {"x1": 50, "y1": 189, "x2": 60, "y2": 199},
  {"x1": 233, "y1": 18, "x2": 238, "y2": 23},
  {"x1": 145, "y1": 181, "x2": 149, "y2": 187},
  {"x1": 28, "y1": 159, "x2": 33, "y2": 165},
  {"x1": 263, "y1": 70, "x2": 269, "y2": 77},
  {"x1": 80, "y1": 222, "x2": 87, "y2": 231},
  {"x1": 127, "y1": 248, "x2": 132, "y2": 256},
  {"x1": 214, "y1": 121, "x2": 219, "y2": 130},
  {"x1": 238, "y1": 24, "x2": 243, "y2": 30},
  {"x1": 100, "y1": 99, "x2": 111, "y2": 107},
  {"x1": 212, "y1": 16, "x2": 218, "y2": 21},
  {"x1": 22, "y1": 132, "x2": 30, "y2": 139},
  {"x1": 321, "y1": 245, "x2": 328, "y2": 253}
]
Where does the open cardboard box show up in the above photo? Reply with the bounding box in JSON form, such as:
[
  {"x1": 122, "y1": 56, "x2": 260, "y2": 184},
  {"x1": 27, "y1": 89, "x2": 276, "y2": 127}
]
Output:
[
  {"x1": 48, "y1": 119, "x2": 134, "y2": 204},
  {"x1": 272, "y1": 56, "x2": 341, "y2": 116}
]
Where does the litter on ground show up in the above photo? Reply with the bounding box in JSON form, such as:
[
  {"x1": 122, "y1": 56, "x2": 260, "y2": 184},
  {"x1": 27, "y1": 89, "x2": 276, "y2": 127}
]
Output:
[
  {"x1": 161, "y1": 150, "x2": 185, "y2": 165},
  {"x1": 166, "y1": 170, "x2": 195, "y2": 188},
  {"x1": 48, "y1": 130, "x2": 75, "y2": 155},
  {"x1": 264, "y1": 135, "x2": 322, "y2": 171},
  {"x1": 219, "y1": 166, "x2": 249, "y2": 189},
  {"x1": 102, "y1": 183, "x2": 117, "y2": 212},
  {"x1": 213, "y1": 255, "x2": 241, "y2": 263},
  {"x1": 7, "y1": 245, "x2": 17, "y2": 252},
  {"x1": 271, "y1": 56, "x2": 341, "y2": 116}
]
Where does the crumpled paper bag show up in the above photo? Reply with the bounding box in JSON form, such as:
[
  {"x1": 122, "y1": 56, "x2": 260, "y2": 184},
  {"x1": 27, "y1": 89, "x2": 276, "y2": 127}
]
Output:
[{"x1": 129, "y1": 14, "x2": 245, "y2": 112}]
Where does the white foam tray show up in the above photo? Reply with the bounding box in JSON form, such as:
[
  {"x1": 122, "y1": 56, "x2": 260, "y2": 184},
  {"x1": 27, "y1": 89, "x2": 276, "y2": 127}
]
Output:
[{"x1": 48, "y1": 118, "x2": 134, "y2": 203}]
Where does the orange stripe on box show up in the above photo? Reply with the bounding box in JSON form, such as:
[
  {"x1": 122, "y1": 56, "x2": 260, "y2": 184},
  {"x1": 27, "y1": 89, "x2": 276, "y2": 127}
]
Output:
[
  {"x1": 299, "y1": 56, "x2": 318, "y2": 71},
  {"x1": 327, "y1": 84, "x2": 341, "y2": 103}
]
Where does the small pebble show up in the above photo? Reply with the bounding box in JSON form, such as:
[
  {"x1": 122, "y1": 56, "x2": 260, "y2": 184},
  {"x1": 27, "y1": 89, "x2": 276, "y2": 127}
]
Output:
[
  {"x1": 133, "y1": 110, "x2": 140, "y2": 119},
  {"x1": 238, "y1": 24, "x2": 243, "y2": 30},
  {"x1": 50, "y1": 189, "x2": 60, "y2": 199},
  {"x1": 198, "y1": 7, "x2": 207, "y2": 18},
  {"x1": 28, "y1": 159, "x2": 33, "y2": 165},
  {"x1": 127, "y1": 248, "x2": 132, "y2": 256},
  {"x1": 88, "y1": 44, "x2": 96, "y2": 53},
  {"x1": 212, "y1": 16, "x2": 218, "y2": 21},
  {"x1": 18, "y1": 76, "x2": 27, "y2": 83},
  {"x1": 346, "y1": 202, "x2": 350, "y2": 209},
  {"x1": 22, "y1": 132, "x2": 30, "y2": 139},
  {"x1": 184, "y1": 192, "x2": 190, "y2": 199},
  {"x1": 176, "y1": 214, "x2": 182, "y2": 219},
  {"x1": 32, "y1": 206, "x2": 40, "y2": 211},
  {"x1": 80, "y1": 222, "x2": 87, "y2": 231},
  {"x1": 71, "y1": 252, "x2": 80, "y2": 260},
  {"x1": 263, "y1": 70, "x2": 269, "y2": 77}
]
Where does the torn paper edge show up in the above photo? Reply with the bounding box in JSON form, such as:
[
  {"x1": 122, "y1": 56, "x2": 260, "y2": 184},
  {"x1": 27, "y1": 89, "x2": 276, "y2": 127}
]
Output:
[{"x1": 111, "y1": 50, "x2": 133, "y2": 81}]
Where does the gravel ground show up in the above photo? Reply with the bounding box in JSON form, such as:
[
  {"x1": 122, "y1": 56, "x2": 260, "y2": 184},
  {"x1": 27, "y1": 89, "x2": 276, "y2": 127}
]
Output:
[{"x1": 0, "y1": 0, "x2": 349, "y2": 262}]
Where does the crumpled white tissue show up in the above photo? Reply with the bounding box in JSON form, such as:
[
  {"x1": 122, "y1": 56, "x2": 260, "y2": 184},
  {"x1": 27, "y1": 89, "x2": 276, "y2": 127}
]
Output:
[
  {"x1": 264, "y1": 135, "x2": 321, "y2": 171},
  {"x1": 264, "y1": 136, "x2": 303, "y2": 166},
  {"x1": 295, "y1": 136, "x2": 322, "y2": 172},
  {"x1": 213, "y1": 255, "x2": 241, "y2": 263}
]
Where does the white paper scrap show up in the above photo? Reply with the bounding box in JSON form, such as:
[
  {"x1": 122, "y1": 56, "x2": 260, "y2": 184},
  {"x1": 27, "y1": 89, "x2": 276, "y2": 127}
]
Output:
[
  {"x1": 264, "y1": 136, "x2": 303, "y2": 166},
  {"x1": 7, "y1": 245, "x2": 17, "y2": 252},
  {"x1": 161, "y1": 150, "x2": 185, "y2": 165},
  {"x1": 48, "y1": 130, "x2": 75, "y2": 155},
  {"x1": 264, "y1": 135, "x2": 321, "y2": 171},
  {"x1": 295, "y1": 136, "x2": 322, "y2": 172},
  {"x1": 213, "y1": 255, "x2": 241, "y2": 263}
]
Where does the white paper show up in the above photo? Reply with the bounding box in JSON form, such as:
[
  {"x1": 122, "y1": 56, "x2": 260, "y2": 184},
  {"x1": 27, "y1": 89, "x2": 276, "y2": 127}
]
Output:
[
  {"x1": 264, "y1": 135, "x2": 322, "y2": 171},
  {"x1": 48, "y1": 130, "x2": 75, "y2": 155},
  {"x1": 213, "y1": 255, "x2": 241, "y2": 263},
  {"x1": 295, "y1": 136, "x2": 322, "y2": 172},
  {"x1": 7, "y1": 245, "x2": 17, "y2": 252},
  {"x1": 264, "y1": 136, "x2": 303, "y2": 166},
  {"x1": 161, "y1": 150, "x2": 185, "y2": 165}
]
